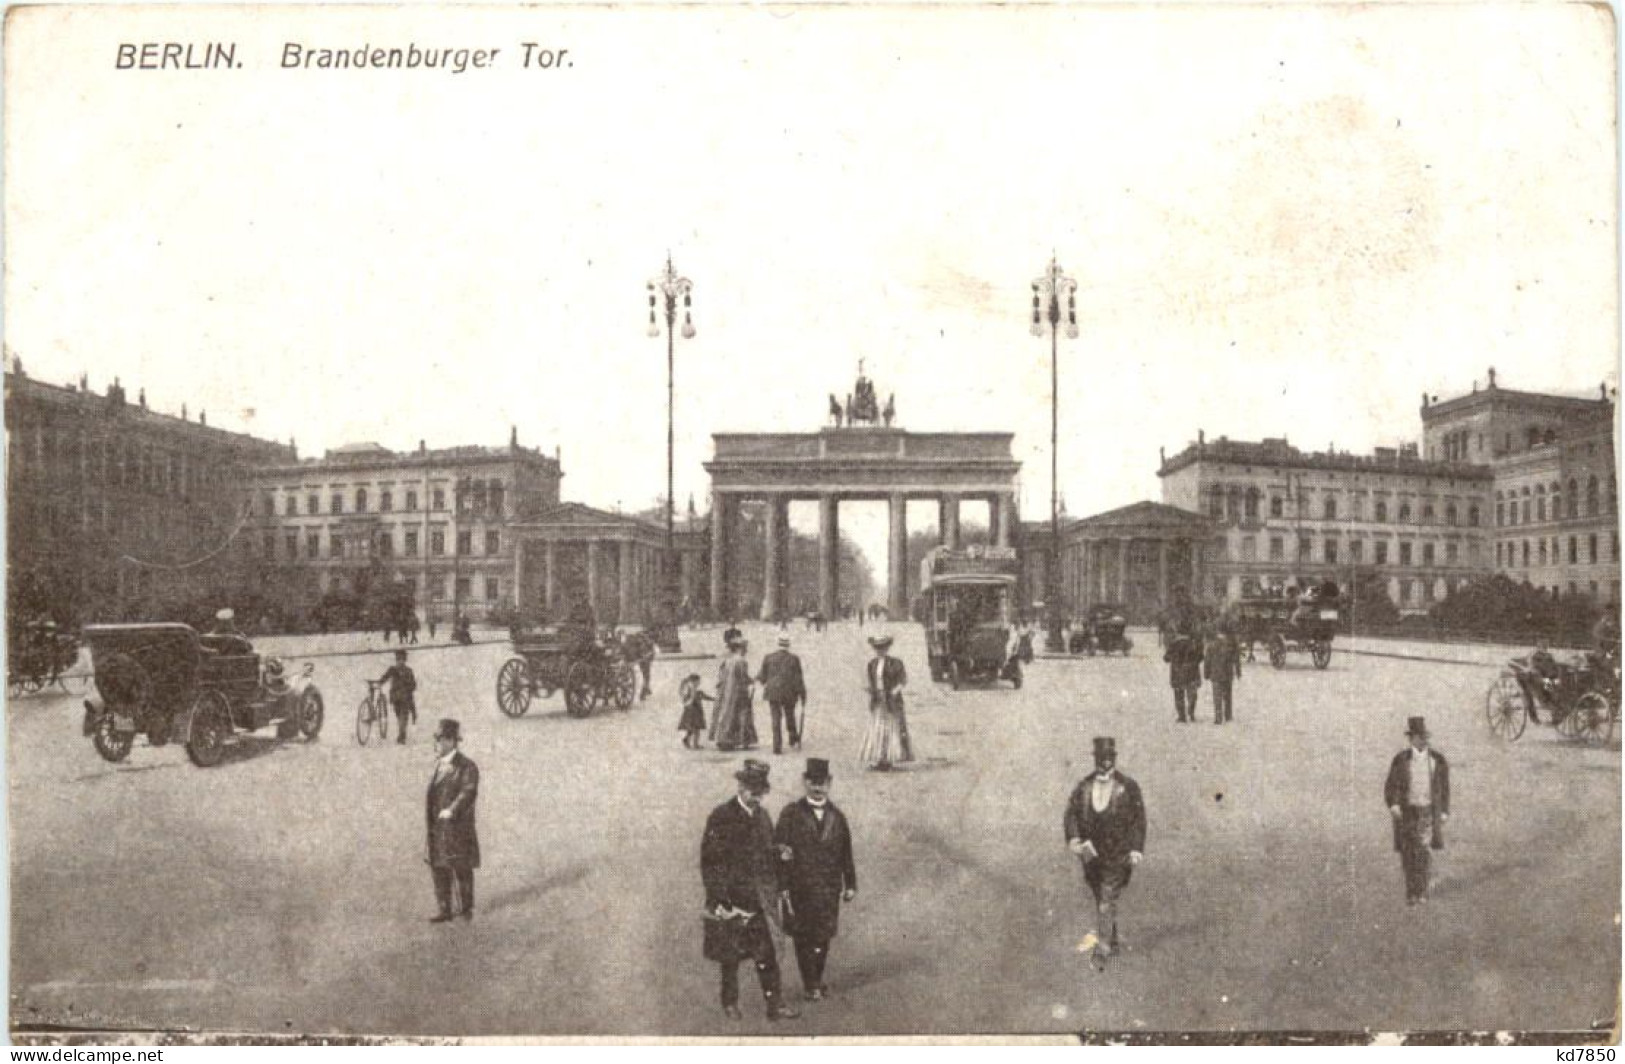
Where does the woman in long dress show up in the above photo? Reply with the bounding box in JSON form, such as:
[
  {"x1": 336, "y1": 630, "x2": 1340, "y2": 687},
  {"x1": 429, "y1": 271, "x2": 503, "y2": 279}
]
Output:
[
  {"x1": 859, "y1": 634, "x2": 913, "y2": 769},
  {"x1": 709, "y1": 639, "x2": 759, "y2": 751}
]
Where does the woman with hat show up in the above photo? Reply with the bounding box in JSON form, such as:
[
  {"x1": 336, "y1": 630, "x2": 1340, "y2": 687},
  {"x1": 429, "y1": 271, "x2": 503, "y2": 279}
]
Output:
[
  {"x1": 859, "y1": 634, "x2": 912, "y2": 770},
  {"x1": 710, "y1": 638, "x2": 758, "y2": 752},
  {"x1": 1383, "y1": 716, "x2": 1450, "y2": 905}
]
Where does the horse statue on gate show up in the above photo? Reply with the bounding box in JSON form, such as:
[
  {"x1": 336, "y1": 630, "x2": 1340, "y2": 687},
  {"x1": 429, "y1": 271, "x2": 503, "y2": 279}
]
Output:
[{"x1": 847, "y1": 360, "x2": 880, "y2": 425}]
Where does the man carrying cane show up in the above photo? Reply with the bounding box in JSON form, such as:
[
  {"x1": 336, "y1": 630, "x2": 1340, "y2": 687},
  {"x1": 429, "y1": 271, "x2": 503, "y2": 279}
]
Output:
[{"x1": 757, "y1": 635, "x2": 807, "y2": 754}]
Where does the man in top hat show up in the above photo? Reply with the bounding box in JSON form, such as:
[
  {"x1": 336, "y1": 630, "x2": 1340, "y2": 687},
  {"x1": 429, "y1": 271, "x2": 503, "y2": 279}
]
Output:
[
  {"x1": 1064, "y1": 737, "x2": 1146, "y2": 962},
  {"x1": 700, "y1": 760, "x2": 800, "y2": 1021},
  {"x1": 773, "y1": 758, "x2": 857, "y2": 1001},
  {"x1": 426, "y1": 719, "x2": 480, "y2": 922},
  {"x1": 1384, "y1": 716, "x2": 1450, "y2": 905},
  {"x1": 757, "y1": 635, "x2": 808, "y2": 754}
]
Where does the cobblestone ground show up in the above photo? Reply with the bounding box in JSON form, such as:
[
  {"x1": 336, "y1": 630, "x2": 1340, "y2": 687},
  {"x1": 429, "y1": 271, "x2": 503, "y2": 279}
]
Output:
[{"x1": 9, "y1": 623, "x2": 1619, "y2": 1037}]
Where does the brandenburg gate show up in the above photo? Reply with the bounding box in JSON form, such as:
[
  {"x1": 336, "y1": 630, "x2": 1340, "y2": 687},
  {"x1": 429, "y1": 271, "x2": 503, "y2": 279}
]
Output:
[{"x1": 704, "y1": 374, "x2": 1022, "y2": 619}]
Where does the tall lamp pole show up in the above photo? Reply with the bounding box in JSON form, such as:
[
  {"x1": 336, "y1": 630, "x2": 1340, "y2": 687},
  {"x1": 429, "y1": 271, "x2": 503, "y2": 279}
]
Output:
[
  {"x1": 1032, "y1": 255, "x2": 1079, "y2": 652},
  {"x1": 647, "y1": 254, "x2": 695, "y2": 622}
]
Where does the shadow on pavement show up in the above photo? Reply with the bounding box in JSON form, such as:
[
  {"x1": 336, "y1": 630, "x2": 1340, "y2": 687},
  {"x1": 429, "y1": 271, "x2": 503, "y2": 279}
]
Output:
[{"x1": 480, "y1": 864, "x2": 592, "y2": 916}]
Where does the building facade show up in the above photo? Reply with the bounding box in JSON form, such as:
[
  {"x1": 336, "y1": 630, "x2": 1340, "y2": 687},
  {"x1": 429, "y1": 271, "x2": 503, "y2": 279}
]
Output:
[
  {"x1": 245, "y1": 435, "x2": 564, "y2": 621},
  {"x1": 5, "y1": 368, "x2": 295, "y2": 621}
]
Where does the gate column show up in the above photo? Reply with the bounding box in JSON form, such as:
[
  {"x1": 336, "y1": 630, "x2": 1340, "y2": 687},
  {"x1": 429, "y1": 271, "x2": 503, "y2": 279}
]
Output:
[
  {"x1": 544, "y1": 540, "x2": 557, "y2": 614},
  {"x1": 818, "y1": 494, "x2": 839, "y2": 618},
  {"x1": 763, "y1": 495, "x2": 786, "y2": 621},
  {"x1": 995, "y1": 492, "x2": 1016, "y2": 547},
  {"x1": 709, "y1": 490, "x2": 729, "y2": 617},
  {"x1": 618, "y1": 539, "x2": 635, "y2": 624},
  {"x1": 587, "y1": 539, "x2": 601, "y2": 616},
  {"x1": 939, "y1": 494, "x2": 961, "y2": 550},
  {"x1": 888, "y1": 492, "x2": 909, "y2": 617}
]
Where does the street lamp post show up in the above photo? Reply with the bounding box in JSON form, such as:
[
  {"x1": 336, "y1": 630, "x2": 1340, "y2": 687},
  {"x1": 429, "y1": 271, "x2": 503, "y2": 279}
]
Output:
[
  {"x1": 1031, "y1": 255, "x2": 1079, "y2": 653},
  {"x1": 647, "y1": 254, "x2": 695, "y2": 626}
]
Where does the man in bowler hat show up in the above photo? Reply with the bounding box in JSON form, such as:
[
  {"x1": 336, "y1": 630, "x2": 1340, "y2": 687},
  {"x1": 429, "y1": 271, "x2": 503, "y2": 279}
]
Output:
[
  {"x1": 700, "y1": 760, "x2": 800, "y2": 1021},
  {"x1": 426, "y1": 719, "x2": 480, "y2": 922},
  {"x1": 1384, "y1": 716, "x2": 1449, "y2": 905},
  {"x1": 774, "y1": 758, "x2": 857, "y2": 1000},
  {"x1": 1064, "y1": 737, "x2": 1146, "y2": 963},
  {"x1": 757, "y1": 635, "x2": 808, "y2": 754}
]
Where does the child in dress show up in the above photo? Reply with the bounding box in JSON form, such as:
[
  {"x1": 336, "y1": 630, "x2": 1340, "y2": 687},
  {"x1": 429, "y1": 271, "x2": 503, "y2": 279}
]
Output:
[{"x1": 678, "y1": 673, "x2": 714, "y2": 749}]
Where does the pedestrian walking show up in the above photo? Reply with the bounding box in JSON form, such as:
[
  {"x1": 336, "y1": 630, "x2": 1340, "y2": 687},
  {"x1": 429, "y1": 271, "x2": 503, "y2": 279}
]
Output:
[
  {"x1": 408, "y1": 613, "x2": 420, "y2": 644},
  {"x1": 1164, "y1": 630, "x2": 1203, "y2": 722},
  {"x1": 1063, "y1": 737, "x2": 1146, "y2": 965},
  {"x1": 757, "y1": 635, "x2": 807, "y2": 754},
  {"x1": 625, "y1": 626, "x2": 656, "y2": 700},
  {"x1": 376, "y1": 649, "x2": 418, "y2": 743},
  {"x1": 679, "y1": 673, "x2": 714, "y2": 749},
  {"x1": 1204, "y1": 626, "x2": 1241, "y2": 724},
  {"x1": 700, "y1": 760, "x2": 800, "y2": 1022},
  {"x1": 425, "y1": 719, "x2": 480, "y2": 922},
  {"x1": 428, "y1": 615, "x2": 438, "y2": 641},
  {"x1": 1384, "y1": 716, "x2": 1450, "y2": 906},
  {"x1": 774, "y1": 758, "x2": 856, "y2": 1001},
  {"x1": 710, "y1": 639, "x2": 758, "y2": 752},
  {"x1": 859, "y1": 635, "x2": 912, "y2": 770}
]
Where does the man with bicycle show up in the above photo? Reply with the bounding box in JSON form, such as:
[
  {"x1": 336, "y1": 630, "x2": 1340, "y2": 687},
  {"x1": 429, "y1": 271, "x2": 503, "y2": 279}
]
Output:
[{"x1": 376, "y1": 649, "x2": 418, "y2": 744}]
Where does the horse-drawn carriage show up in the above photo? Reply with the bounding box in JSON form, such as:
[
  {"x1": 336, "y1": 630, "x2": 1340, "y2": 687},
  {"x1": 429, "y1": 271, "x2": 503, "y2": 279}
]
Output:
[
  {"x1": 1234, "y1": 586, "x2": 1339, "y2": 670},
  {"x1": 919, "y1": 546, "x2": 1022, "y2": 690},
  {"x1": 495, "y1": 624, "x2": 639, "y2": 718},
  {"x1": 1070, "y1": 604, "x2": 1133, "y2": 656},
  {"x1": 80, "y1": 623, "x2": 324, "y2": 766},
  {"x1": 1485, "y1": 650, "x2": 1618, "y2": 746},
  {"x1": 8, "y1": 620, "x2": 80, "y2": 696}
]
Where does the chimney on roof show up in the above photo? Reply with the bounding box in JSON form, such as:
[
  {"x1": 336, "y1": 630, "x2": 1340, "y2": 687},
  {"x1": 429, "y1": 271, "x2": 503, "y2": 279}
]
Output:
[
  {"x1": 10, "y1": 356, "x2": 23, "y2": 378},
  {"x1": 1602, "y1": 382, "x2": 1609, "y2": 401},
  {"x1": 1487, "y1": 366, "x2": 1497, "y2": 388},
  {"x1": 1197, "y1": 429, "x2": 1205, "y2": 447},
  {"x1": 290, "y1": 436, "x2": 298, "y2": 460},
  {"x1": 200, "y1": 410, "x2": 206, "y2": 426},
  {"x1": 138, "y1": 388, "x2": 146, "y2": 409},
  {"x1": 79, "y1": 373, "x2": 87, "y2": 391},
  {"x1": 1472, "y1": 379, "x2": 1478, "y2": 394},
  {"x1": 510, "y1": 425, "x2": 518, "y2": 450},
  {"x1": 1159, "y1": 445, "x2": 1166, "y2": 465},
  {"x1": 418, "y1": 439, "x2": 426, "y2": 455},
  {"x1": 1421, "y1": 391, "x2": 1429, "y2": 408},
  {"x1": 181, "y1": 403, "x2": 188, "y2": 420}
]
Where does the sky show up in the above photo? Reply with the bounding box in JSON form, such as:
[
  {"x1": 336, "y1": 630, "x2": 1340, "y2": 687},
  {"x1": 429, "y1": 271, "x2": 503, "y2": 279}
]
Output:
[{"x1": 5, "y1": 3, "x2": 1618, "y2": 575}]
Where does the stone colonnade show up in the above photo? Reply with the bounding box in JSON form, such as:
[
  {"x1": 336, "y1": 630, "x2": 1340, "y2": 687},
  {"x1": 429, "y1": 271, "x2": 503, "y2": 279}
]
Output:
[
  {"x1": 512, "y1": 535, "x2": 666, "y2": 622},
  {"x1": 710, "y1": 489, "x2": 1018, "y2": 620}
]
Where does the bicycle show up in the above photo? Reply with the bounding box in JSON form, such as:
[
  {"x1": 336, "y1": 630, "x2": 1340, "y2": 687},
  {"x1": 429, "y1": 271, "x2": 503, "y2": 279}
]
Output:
[{"x1": 356, "y1": 680, "x2": 390, "y2": 745}]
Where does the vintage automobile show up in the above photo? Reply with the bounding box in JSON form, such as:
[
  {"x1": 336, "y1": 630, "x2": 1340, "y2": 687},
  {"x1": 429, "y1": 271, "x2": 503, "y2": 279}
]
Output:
[
  {"x1": 80, "y1": 623, "x2": 324, "y2": 766},
  {"x1": 1234, "y1": 587, "x2": 1339, "y2": 669},
  {"x1": 1072, "y1": 604, "x2": 1133, "y2": 656},
  {"x1": 1485, "y1": 650, "x2": 1618, "y2": 746},
  {"x1": 495, "y1": 623, "x2": 638, "y2": 718},
  {"x1": 919, "y1": 546, "x2": 1022, "y2": 690},
  {"x1": 8, "y1": 620, "x2": 80, "y2": 696}
]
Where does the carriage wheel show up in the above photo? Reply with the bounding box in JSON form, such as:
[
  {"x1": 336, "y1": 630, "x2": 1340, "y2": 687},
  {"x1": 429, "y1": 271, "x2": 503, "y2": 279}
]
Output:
[
  {"x1": 185, "y1": 691, "x2": 231, "y2": 768},
  {"x1": 1310, "y1": 642, "x2": 1332, "y2": 670},
  {"x1": 1485, "y1": 674, "x2": 1527, "y2": 741},
  {"x1": 1572, "y1": 692, "x2": 1614, "y2": 747},
  {"x1": 496, "y1": 658, "x2": 532, "y2": 719},
  {"x1": 612, "y1": 664, "x2": 638, "y2": 710},
  {"x1": 355, "y1": 694, "x2": 374, "y2": 746},
  {"x1": 1555, "y1": 701, "x2": 1584, "y2": 738},
  {"x1": 564, "y1": 662, "x2": 596, "y2": 717},
  {"x1": 298, "y1": 689, "x2": 324, "y2": 740},
  {"x1": 1268, "y1": 637, "x2": 1287, "y2": 669},
  {"x1": 18, "y1": 667, "x2": 45, "y2": 695},
  {"x1": 91, "y1": 713, "x2": 134, "y2": 763}
]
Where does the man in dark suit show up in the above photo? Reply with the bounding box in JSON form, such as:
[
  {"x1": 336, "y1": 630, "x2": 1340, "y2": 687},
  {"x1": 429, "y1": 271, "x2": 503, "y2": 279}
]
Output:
[
  {"x1": 1384, "y1": 716, "x2": 1450, "y2": 906},
  {"x1": 757, "y1": 636, "x2": 808, "y2": 754},
  {"x1": 1064, "y1": 737, "x2": 1146, "y2": 962},
  {"x1": 700, "y1": 760, "x2": 800, "y2": 1022},
  {"x1": 774, "y1": 758, "x2": 857, "y2": 1001},
  {"x1": 426, "y1": 719, "x2": 480, "y2": 922},
  {"x1": 1163, "y1": 587, "x2": 1204, "y2": 722},
  {"x1": 1203, "y1": 625, "x2": 1242, "y2": 724}
]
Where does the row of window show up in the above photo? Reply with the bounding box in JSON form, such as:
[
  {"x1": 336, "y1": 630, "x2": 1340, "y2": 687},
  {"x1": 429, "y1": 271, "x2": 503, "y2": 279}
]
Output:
[
  {"x1": 256, "y1": 528, "x2": 500, "y2": 561},
  {"x1": 324, "y1": 570, "x2": 503, "y2": 602},
  {"x1": 10, "y1": 423, "x2": 230, "y2": 497},
  {"x1": 1239, "y1": 534, "x2": 1479, "y2": 568},
  {"x1": 1495, "y1": 475, "x2": 1615, "y2": 526},
  {"x1": 1495, "y1": 533, "x2": 1619, "y2": 569},
  {"x1": 266, "y1": 479, "x2": 508, "y2": 518},
  {"x1": 1205, "y1": 486, "x2": 1480, "y2": 527}
]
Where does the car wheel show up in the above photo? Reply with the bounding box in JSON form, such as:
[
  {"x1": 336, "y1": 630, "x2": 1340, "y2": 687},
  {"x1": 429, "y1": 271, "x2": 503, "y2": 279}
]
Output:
[
  {"x1": 298, "y1": 689, "x2": 324, "y2": 740},
  {"x1": 91, "y1": 713, "x2": 134, "y2": 763},
  {"x1": 185, "y1": 691, "x2": 231, "y2": 768}
]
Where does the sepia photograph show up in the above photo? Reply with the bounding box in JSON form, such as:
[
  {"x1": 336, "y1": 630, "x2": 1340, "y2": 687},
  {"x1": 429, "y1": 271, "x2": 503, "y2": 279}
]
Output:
[{"x1": 3, "y1": 1, "x2": 1619, "y2": 1044}]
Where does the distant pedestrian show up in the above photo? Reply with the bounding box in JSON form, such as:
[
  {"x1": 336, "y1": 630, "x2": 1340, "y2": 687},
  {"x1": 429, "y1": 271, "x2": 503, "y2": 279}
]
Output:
[
  {"x1": 679, "y1": 673, "x2": 713, "y2": 749},
  {"x1": 700, "y1": 760, "x2": 800, "y2": 1022},
  {"x1": 409, "y1": 613, "x2": 421, "y2": 645},
  {"x1": 625, "y1": 627, "x2": 656, "y2": 700},
  {"x1": 1064, "y1": 736, "x2": 1146, "y2": 965},
  {"x1": 428, "y1": 615, "x2": 438, "y2": 641},
  {"x1": 774, "y1": 758, "x2": 857, "y2": 1001},
  {"x1": 1164, "y1": 631, "x2": 1203, "y2": 723},
  {"x1": 711, "y1": 639, "x2": 758, "y2": 752},
  {"x1": 376, "y1": 649, "x2": 418, "y2": 743},
  {"x1": 1204, "y1": 627, "x2": 1242, "y2": 724},
  {"x1": 1384, "y1": 716, "x2": 1449, "y2": 906},
  {"x1": 859, "y1": 635, "x2": 911, "y2": 770},
  {"x1": 382, "y1": 621, "x2": 392, "y2": 644},
  {"x1": 425, "y1": 719, "x2": 480, "y2": 922},
  {"x1": 757, "y1": 635, "x2": 807, "y2": 754}
]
